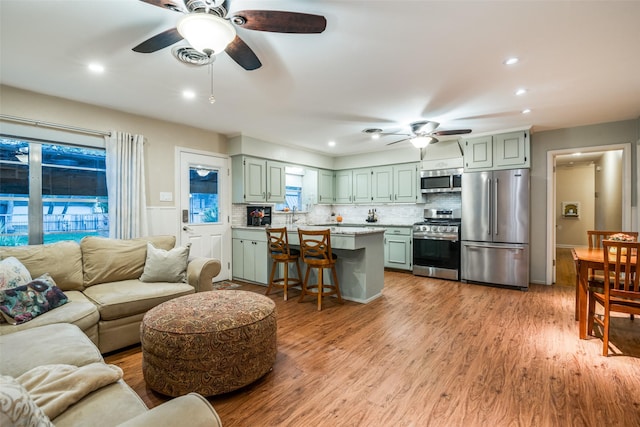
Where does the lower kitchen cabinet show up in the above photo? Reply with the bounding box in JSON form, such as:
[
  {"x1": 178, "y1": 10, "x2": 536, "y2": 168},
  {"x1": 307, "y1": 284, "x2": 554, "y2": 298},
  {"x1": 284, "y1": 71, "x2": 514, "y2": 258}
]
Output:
[
  {"x1": 232, "y1": 229, "x2": 268, "y2": 284},
  {"x1": 384, "y1": 227, "x2": 412, "y2": 271}
]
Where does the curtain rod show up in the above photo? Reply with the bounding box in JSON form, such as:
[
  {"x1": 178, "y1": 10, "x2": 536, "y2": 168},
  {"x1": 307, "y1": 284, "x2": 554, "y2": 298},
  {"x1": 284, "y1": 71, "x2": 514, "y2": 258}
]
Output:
[{"x1": 0, "y1": 114, "x2": 111, "y2": 137}]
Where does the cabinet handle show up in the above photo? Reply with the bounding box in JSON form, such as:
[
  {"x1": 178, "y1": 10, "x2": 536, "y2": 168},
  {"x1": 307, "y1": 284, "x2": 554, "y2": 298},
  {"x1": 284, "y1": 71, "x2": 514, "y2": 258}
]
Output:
[
  {"x1": 267, "y1": 192, "x2": 271, "y2": 199},
  {"x1": 262, "y1": 192, "x2": 266, "y2": 199}
]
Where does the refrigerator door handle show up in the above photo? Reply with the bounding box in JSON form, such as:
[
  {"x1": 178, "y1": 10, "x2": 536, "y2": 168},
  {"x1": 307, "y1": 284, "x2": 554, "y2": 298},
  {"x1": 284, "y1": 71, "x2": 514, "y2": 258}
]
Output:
[
  {"x1": 494, "y1": 177, "x2": 499, "y2": 235},
  {"x1": 464, "y1": 243, "x2": 526, "y2": 251},
  {"x1": 487, "y1": 178, "x2": 492, "y2": 235}
]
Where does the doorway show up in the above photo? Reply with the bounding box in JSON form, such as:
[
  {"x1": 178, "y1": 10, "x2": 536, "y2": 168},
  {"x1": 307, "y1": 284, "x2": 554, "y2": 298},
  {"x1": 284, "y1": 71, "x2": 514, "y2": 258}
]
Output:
[
  {"x1": 177, "y1": 148, "x2": 231, "y2": 282},
  {"x1": 546, "y1": 143, "x2": 632, "y2": 285}
]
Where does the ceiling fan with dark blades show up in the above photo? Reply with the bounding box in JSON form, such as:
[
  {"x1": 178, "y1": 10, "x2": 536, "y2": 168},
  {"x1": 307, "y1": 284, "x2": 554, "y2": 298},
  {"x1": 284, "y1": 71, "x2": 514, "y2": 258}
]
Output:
[
  {"x1": 377, "y1": 121, "x2": 472, "y2": 148},
  {"x1": 132, "y1": 0, "x2": 327, "y2": 71}
]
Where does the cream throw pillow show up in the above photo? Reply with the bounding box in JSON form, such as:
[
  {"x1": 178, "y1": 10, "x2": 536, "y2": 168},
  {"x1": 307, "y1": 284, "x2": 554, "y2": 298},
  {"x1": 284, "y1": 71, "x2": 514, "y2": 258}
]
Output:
[{"x1": 140, "y1": 243, "x2": 191, "y2": 283}]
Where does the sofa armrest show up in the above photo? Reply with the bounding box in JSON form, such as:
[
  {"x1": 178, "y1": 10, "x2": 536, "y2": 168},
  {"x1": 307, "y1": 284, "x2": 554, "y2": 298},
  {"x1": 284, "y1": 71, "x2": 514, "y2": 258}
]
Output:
[
  {"x1": 186, "y1": 257, "x2": 221, "y2": 292},
  {"x1": 116, "y1": 393, "x2": 222, "y2": 427}
]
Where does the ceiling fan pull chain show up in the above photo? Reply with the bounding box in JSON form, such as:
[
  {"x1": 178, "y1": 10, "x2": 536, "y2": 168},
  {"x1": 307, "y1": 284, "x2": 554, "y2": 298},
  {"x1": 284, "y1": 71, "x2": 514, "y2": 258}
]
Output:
[{"x1": 209, "y1": 62, "x2": 216, "y2": 104}]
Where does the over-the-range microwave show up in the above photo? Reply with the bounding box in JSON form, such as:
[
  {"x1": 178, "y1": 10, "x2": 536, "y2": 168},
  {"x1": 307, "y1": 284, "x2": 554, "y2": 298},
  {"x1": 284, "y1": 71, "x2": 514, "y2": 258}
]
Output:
[{"x1": 420, "y1": 167, "x2": 463, "y2": 193}]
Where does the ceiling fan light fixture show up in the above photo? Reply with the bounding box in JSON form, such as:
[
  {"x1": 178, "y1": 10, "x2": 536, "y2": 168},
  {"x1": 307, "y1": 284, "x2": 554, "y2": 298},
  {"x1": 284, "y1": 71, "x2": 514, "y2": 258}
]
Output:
[
  {"x1": 410, "y1": 136, "x2": 435, "y2": 149},
  {"x1": 177, "y1": 14, "x2": 236, "y2": 56}
]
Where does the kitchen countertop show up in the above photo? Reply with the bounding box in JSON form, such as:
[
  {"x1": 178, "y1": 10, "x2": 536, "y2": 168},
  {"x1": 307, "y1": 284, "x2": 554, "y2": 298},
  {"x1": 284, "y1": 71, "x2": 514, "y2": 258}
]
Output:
[{"x1": 231, "y1": 225, "x2": 386, "y2": 235}]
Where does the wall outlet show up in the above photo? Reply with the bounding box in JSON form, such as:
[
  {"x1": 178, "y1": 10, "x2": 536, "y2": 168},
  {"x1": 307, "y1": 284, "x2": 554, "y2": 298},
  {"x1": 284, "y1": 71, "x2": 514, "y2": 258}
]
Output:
[{"x1": 159, "y1": 192, "x2": 173, "y2": 202}]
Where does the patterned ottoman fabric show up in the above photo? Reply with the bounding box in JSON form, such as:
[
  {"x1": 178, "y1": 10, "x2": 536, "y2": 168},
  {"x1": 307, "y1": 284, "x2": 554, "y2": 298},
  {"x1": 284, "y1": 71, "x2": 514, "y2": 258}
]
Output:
[{"x1": 141, "y1": 290, "x2": 277, "y2": 397}]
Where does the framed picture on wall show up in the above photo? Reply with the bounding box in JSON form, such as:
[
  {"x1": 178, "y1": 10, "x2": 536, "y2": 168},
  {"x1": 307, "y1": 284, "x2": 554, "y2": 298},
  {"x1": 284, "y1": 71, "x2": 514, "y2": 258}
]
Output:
[{"x1": 562, "y1": 201, "x2": 580, "y2": 218}]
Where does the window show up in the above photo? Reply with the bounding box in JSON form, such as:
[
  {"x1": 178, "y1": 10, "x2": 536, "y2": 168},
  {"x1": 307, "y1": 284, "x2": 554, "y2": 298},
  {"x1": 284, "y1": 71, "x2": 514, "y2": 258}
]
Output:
[
  {"x1": 275, "y1": 167, "x2": 304, "y2": 211},
  {"x1": 189, "y1": 167, "x2": 219, "y2": 223},
  {"x1": 0, "y1": 138, "x2": 108, "y2": 246}
]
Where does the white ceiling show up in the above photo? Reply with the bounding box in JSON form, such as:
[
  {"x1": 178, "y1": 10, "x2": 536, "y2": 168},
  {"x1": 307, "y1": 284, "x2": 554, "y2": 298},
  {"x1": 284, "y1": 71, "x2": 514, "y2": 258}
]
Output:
[{"x1": 1, "y1": 0, "x2": 639, "y2": 157}]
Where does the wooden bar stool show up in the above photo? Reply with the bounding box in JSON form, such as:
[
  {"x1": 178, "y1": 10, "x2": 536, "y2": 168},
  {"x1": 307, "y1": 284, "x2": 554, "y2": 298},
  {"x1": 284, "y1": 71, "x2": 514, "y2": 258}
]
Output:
[
  {"x1": 265, "y1": 227, "x2": 302, "y2": 301},
  {"x1": 297, "y1": 228, "x2": 343, "y2": 311}
]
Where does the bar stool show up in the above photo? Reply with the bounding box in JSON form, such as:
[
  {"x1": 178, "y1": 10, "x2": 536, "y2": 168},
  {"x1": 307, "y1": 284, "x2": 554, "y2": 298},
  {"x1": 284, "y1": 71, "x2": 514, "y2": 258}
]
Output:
[
  {"x1": 265, "y1": 227, "x2": 302, "y2": 301},
  {"x1": 297, "y1": 228, "x2": 343, "y2": 311}
]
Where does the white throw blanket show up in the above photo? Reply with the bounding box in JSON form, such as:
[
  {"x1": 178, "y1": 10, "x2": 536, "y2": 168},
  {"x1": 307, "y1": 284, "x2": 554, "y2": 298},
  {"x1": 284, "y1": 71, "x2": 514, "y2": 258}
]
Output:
[{"x1": 17, "y1": 363, "x2": 123, "y2": 420}]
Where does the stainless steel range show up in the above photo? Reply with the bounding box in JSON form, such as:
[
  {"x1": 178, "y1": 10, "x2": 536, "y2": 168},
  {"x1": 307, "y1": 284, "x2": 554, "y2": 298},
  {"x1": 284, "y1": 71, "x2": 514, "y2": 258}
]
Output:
[{"x1": 413, "y1": 208, "x2": 461, "y2": 280}]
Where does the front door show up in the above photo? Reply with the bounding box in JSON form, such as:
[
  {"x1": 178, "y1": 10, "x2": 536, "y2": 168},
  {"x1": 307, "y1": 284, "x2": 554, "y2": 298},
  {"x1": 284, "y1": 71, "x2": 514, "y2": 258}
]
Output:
[{"x1": 179, "y1": 150, "x2": 230, "y2": 281}]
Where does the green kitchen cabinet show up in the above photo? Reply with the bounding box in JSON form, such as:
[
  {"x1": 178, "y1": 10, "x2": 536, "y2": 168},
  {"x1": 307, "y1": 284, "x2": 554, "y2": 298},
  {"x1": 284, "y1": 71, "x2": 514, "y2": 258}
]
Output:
[
  {"x1": 464, "y1": 130, "x2": 529, "y2": 171},
  {"x1": 232, "y1": 229, "x2": 268, "y2": 284},
  {"x1": 384, "y1": 227, "x2": 412, "y2": 270},
  {"x1": 232, "y1": 156, "x2": 286, "y2": 203}
]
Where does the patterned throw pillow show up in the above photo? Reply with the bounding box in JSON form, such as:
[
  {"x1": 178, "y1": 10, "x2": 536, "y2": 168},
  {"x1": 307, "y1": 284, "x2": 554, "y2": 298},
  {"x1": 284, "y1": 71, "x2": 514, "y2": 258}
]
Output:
[
  {"x1": 0, "y1": 257, "x2": 32, "y2": 290},
  {"x1": 0, "y1": 274, "x2": 68, "y2": 325},
  {"x1": 0, "y1": 375, "x2": 54, "y2": 427}
]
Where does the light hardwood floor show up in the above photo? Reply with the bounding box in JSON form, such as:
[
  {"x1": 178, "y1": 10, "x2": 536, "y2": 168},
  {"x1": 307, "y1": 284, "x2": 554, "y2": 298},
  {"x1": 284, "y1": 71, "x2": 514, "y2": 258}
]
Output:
[{"x1": 105, "y1": 271, "x2": 640, "y2": 427}]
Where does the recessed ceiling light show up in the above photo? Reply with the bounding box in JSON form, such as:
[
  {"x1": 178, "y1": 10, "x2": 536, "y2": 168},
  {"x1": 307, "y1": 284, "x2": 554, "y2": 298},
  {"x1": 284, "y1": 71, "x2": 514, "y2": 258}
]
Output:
[
  {"x1": 522, "y1": 108, "x2": 531, "y2": 114},
  {"x1": 504, "y1": 57, "x2": 519, "y2": 65},
  {"x1": 515, "y1": 88, "x2": 527, "y2": 96},
  {"x1": 328, "y1": 141, "x2": 336, "y2": 147},
  {"x1": 182, "y1": 90, "x2": 196, "y2": 99},
  {"x1": 88, "y1": 63, "x2": 104, "y2": 73}
]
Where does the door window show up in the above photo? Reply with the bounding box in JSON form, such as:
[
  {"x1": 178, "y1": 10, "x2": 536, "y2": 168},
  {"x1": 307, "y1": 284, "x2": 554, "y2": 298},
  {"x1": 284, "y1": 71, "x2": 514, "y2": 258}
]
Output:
[{"x1": 189, "y1": 167, "x2": 219, "y2": 224}]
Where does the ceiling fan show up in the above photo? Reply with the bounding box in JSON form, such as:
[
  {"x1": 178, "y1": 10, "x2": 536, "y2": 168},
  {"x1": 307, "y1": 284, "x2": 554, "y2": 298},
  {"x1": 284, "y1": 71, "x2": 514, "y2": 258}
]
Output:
[
  {"x1": 132, "y1": 0, "x2": 327, "y2": 70},
  {"x1": 366, "y1": 121, "x2": 472, "y2": 148}
]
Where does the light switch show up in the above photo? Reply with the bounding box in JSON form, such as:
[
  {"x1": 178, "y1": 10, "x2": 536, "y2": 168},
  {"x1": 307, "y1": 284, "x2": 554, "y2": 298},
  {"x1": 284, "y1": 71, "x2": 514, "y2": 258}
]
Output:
[{"x1": 159, "y1": 192, "x2": 173, "y2": 202}]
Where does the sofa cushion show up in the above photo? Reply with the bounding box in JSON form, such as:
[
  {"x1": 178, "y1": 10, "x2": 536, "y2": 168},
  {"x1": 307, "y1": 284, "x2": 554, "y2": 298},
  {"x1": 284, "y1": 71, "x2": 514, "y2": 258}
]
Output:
[
  {"x1": 0, "y1": 241, "x2": 84, "y2": 291},
  {"x1": 52, "y1": 380, "x2": 148, "y2": 427},
  {"x1": 140, "y1": 243, "x2": 191, "y2": 283},
  {"x1": 82, "y1": 279, "x2": 194, "y2": 321},
  {"x1": 0, "y1": 256, "x2": 32, "y2": 290},
  {"x1": 0, "y1": 375, "x2": 54, "y2": 427},
  {"x1": 0, "y1": 274, "x2": 68, "y2": 325},
  {"x1": 0, "y1": 323, "x2": 103, "y2": 378},
  {"x1": 17, "y1": 363, "x2": 123, "y2": 421},
  {"x1": 0, "y1": 291, "x2": 99, "y2": 338},
  {"x1": 81, "y1": 235, "x2": 176, "y2": 287}
]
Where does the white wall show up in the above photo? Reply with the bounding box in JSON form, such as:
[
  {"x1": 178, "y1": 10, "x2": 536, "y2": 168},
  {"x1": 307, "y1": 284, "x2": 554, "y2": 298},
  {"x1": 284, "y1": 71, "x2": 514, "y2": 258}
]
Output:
[
  {"x1": 556, "y1": 164, "x2": 595, "y2": 247},
  {"x1": 596, "y1": 150, "x2": 623, "y2": 230}
]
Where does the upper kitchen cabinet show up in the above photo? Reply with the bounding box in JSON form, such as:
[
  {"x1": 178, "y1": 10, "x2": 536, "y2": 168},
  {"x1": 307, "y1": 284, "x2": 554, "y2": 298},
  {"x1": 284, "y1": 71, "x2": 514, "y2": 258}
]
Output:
[
  {"x1": 463, "y1": 130, "x2": 530, "y2": 171},
  {"x1": 334, "y1": 169, "x2": 353, "y2": 203},
  {"x1": 317, "y1": 169, "x2": 335, "y2": 204},
  {"x1": 232, "y1": 156, "x2": 286, "y2": 203},
  {"x1": 372, "y1": 163, "x2": 419, "y2": 203},
  {"x1": 335, "y1": 168, "x2": 370, "y2": 204},
  {"x1": 352, "y1": 168, "x2": 372, "y2": 203}
]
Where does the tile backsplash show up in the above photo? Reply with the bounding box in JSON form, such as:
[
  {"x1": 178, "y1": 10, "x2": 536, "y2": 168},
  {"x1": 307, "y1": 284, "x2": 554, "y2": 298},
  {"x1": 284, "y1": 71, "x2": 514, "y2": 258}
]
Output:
[{"x1": 233, "y1": 193, "x2": 461, "y2": 227}]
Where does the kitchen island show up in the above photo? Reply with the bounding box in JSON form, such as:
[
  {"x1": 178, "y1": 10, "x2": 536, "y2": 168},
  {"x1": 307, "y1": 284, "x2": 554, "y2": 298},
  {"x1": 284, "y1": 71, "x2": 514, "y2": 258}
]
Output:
[{"x1": 232, "y1": 225, "x2": 385, "y2": 303}]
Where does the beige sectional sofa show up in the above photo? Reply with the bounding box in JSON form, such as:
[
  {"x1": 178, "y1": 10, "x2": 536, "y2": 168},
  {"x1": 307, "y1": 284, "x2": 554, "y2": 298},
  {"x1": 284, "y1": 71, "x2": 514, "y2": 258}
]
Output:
[
  {"x1": 0, "y1": 323, "x2": 223, "y2": 426},
  {"x1": 0, "y1": 235, "x2": 221, "y2": 353}
]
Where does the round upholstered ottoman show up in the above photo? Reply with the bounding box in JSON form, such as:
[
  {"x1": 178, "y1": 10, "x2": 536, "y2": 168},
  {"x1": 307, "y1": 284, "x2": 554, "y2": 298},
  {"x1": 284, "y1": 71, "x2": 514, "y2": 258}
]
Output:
[{"x1": 141, "y1": 290, "x2": 277, "y2": 397}]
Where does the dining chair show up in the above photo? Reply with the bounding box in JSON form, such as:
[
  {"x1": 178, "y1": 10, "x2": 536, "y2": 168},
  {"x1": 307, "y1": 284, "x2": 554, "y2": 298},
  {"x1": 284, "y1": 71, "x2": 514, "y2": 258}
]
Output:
[
  {"x1": 265, "y1": 227, "x2": 302, "y2": 301},
  {"x1": 297, "y1": 228, "x2": 343, "y2": 311},
  {"x1": 587, "y1": 240, "x2": 640, "y2": 356},
  {"x1": 586, "y1": 231, "x2": 638, "y2": 320}
]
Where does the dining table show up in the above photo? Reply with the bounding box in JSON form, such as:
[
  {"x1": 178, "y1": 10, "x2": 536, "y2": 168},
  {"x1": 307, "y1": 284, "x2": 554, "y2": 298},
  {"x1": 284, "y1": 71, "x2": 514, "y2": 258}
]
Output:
[{"x1": 571, "y1": 246, "x2": 637, "y2": 339}]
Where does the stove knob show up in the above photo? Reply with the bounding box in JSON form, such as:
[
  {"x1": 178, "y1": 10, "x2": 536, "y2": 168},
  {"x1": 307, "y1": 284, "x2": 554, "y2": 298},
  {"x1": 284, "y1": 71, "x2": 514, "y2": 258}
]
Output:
[
  {"x1": 437, "y1": 226, "x2": 444, "y2": 232},
  {"x1": 446, "y1": 226, "x2": 453, "y2": 233},
  {"x1": 422, "y1": 226, "x2": 429, "y2": 232}
]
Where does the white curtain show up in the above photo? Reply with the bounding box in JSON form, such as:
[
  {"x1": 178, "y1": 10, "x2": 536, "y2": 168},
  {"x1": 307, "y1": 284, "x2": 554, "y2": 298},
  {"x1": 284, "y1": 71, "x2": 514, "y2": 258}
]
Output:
[{"x1": 105, "y1": 132, "x2": 148, "y2": 239}]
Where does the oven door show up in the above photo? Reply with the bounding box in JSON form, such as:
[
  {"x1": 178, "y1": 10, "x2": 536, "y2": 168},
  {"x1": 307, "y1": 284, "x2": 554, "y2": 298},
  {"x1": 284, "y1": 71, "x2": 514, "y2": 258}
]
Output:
[{"x1": 413, "y1": 237, "x2": 461, "y2": 280}]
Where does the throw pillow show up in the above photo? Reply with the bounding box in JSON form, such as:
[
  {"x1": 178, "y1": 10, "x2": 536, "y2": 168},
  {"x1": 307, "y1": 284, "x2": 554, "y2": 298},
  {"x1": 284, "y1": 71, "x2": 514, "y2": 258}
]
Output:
[
  {"x1": 140, "y1": 242, "x2": 191, "y2": 283},
  {"x1": 0, "y1": 375, "x2": 54, "y2": 427},
  {"x1": 0, "y1": 257, "x2": 32, "y2": 291},
  {"x1": 0, "y1": 274, "x2": 69, "y2": 325}
]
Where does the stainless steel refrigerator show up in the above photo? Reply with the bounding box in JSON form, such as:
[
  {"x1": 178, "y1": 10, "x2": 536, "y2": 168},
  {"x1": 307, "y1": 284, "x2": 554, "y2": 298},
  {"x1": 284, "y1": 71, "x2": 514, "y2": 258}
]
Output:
[{"x1": 461, "y1": 168, "x2": 529, "y2": 290}]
